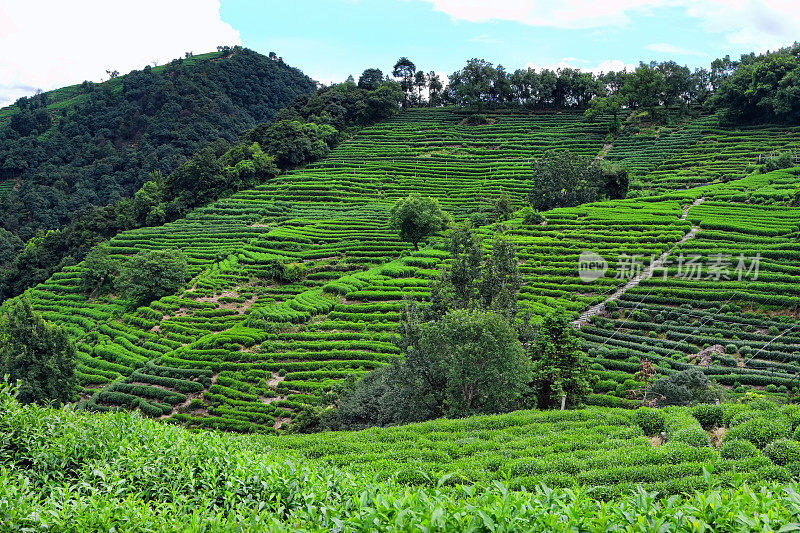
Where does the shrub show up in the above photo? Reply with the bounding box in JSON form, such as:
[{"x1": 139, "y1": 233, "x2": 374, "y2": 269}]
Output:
[
  {"x1": 725, "y1": 417, "x2": 791, "y2": 448},
  {"x1": 763, "y1": 438, "x2": 800, "y2": 466},
  {"x1": 464, "y1": 114, "x2": 490, "y2": 125},
  {"x1": 649, "y1": 368, "x2": 712, "y2": 406},
  {"x1": 673, "y1": 428, "x2": 709, "y2": 448},
  {"x1": 469, "y1": 212, "x2": 488, "y2": 227},
  {"x1": 720, "y1": 439, "x2": 759, "y2": 460},
  {"x1": 692, "y1": 404, "x2": 723, "y2": 429},
  {"x1": 730, "y1": 411, "x2": 758, "y2": 427},
  {"x1": 519, "y1": 206, "x2": 544, "y2": 225},
  {"x1": 633, "y1": 408, "x2": 665, "y2": 436}
]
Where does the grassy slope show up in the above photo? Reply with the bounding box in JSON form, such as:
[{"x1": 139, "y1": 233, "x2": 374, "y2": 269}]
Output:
[{"x1": 7, "y1": 107, "x2": 800, "y2": 432}]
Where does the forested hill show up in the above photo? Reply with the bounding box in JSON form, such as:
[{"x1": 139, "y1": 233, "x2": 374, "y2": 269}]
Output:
[{"x1": 0, "y1": 47, "x2": 316, "y2": 241}]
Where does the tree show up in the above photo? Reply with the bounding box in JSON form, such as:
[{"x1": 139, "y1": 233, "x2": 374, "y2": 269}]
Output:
[
  {"x1": 427, "y1": 71, "x2": 443, "y2": 106},
  {"x1": 0, "y1": 297, "x2": 76, "y2": 405},
  {"x1": 392, "y1": 57, "x2": 416, "y2": 108},
  {"x1": 584, "y1": 94, "x2": 627, "y2": 133},
  {"x1": 414, "y1": 70, "x2": 427, "y2": 105},
  {"x1": 450, "y1": 59, "x2": 496, "y2": 111},
  {"x1": 0, "y1": 229, "x2": 23, "y2": 269},
  {"x1": 528, "y1": 151, "x2": 604, "y2": 211},
  {"x1": 478, "y1": 236, "x2": 522, "y2": 318},
  {"x1": 710, "y1": 47, "x2": 800, "y2": 124},
  {"x1": 621, "y1": 62, "x2": 664, "y2": 118},
  {"x1": 329, "y1": 307, "x2": 532, "y2": 428},
  {"x1": 115, "y1": 249, "x2": 189, "y2": 306},
  {"x1": 492, "y1": 194, "x2": 515, "y2": 221},
  {"x1": 423, "y1": 309, "x2": 532, "y2": 416},
  {"x1": 358, "y1": 68, "x2": 384, "y2": 90},
  {"x1": 529, "y1": 307, "x2": 590, "y2": 409},
  {"x1": 248, "y1": 120, "x2": 337, "y2": 169},
  {"x1": 79, "y1": 242, "x2": 119, "y2": 294},
  {"x1": 389, "y1": 194, "x2": 451, "y2": 249}
]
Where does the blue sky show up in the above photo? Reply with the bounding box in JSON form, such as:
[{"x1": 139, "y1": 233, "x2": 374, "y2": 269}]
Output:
[
  {"x1": 219, "y1": 0, "x2": 798, "y2": 84},
  {"x1": 1, "y1": 0, "x2": 798, "y2": 106}
]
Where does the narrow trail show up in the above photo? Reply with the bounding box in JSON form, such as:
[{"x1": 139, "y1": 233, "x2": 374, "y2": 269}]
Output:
[{"x1": 572, "y1": 197, "x2": 705, "y2": 328}]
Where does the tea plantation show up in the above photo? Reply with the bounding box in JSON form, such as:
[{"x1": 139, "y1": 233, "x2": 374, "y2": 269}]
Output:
[
  {"x1": 7, "y1": 107, "x2": 800, "y2": 434},
  {"x1": 4, "y1": 382, "x2": 800, "y2": 531}
]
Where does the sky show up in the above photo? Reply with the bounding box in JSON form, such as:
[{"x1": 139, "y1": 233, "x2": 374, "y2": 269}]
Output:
[{"x1": 1, "y1": 0, "x2": 799, "y2": 107}]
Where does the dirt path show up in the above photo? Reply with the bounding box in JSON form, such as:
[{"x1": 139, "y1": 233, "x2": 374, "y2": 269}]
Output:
[
  {"x1": 572, "y1": 197, "x2": 705, "y2": 328},
  {"x1": 596, "y1": 142, "x2": 614, "y2": 161}
]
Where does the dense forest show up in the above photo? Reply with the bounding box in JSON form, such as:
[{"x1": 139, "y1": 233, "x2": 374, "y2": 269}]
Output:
[
  {"x1": 0, "y1": 69, "x2": 404, "y2": 302},
  {"x1": 0, "y1": 47, "x2": 316, "y2": 241}
]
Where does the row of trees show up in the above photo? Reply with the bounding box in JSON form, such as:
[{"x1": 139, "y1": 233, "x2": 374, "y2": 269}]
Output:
[{"x1": 382, "y1": 44, "x2": 800, "y2": 125}]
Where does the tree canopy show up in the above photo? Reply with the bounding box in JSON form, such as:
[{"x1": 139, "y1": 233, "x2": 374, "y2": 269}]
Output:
[
  {"x1": 115, "y1": 249, "x2": 189, "y2": 307},
  {"x1": 389, "y1": 194, "x2": 451, "y2": 249},
  {"x1": 0, "y1": 297, "x2": 76, "y2": 405}
]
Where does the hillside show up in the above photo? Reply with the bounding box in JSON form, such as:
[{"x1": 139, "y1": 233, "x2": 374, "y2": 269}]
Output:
[
  {"x1": 0, "y1": 47, "x2": 316, "y2": 241},
  {"x1": 2, "y1": 107, "x2": 796, "y2": 432}
]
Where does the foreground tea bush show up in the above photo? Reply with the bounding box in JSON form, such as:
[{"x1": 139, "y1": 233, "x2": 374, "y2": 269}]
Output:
[{"x1": 3, "y1": 389, "x2": 800, "y2": 531}]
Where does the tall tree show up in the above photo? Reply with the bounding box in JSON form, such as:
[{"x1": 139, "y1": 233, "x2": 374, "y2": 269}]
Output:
[
  {"x1": 451, "y1": 58, "x2": 497, "y2": 112},
  {"x1": 0, "y1": 297, "x2": 76, "y2": 405},
  {"x1": 392, "y1": 57, "x2": 416, "y2": 108},
  {"x1": 427, "y1": 71, "x2": 443, "y2": 106},
  {"x1": 622, "y1": 62, "x2": 664, "y2": 118},
  {"x1": 529, "y1": 307, "x2": 590, "y2": 409},
  {"x1": 414, "y1": 70, "x2": 427, "y2": 105},
  {"x1": 358, "y1": 68, "x2": 384, "y2": 90}
]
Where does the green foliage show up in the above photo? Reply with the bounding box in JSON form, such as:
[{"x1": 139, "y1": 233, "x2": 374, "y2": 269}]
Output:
[
  {"x1": 4, "y1": 387, "x2": 800, "y2": 530},
  {"x1": 246, "y1": 120, "x2": 336, "y2": 170},
  {"x1": 633, "y1": 407, "x2": 665, "y2": 436},
  {"x1": 0, "y1": 298, "x2": 76, "y2": 404},
  {"x1": 720, "y1": 439, "x2": 759, "y2": 460},
  {"x1": 649, "y1": 368, "x2": 714, "y2": 406},
  {"x1": 528, "y1": 151, "x2": 605, "y2": 211},
  {"x1": 673, "y1": 427, "x2": 709, "y2": 448},
  {"x1": 79, "y1": 243, "x2": 119, "y2": 294},
  {"x1": 725, "y1": 416, "x2": 791, "y2": 449},
  {"x1": 115, "y1": 249, "x2": 189, "y2": 307},
  {"x1": 764, "y1": 438, "x2": 800, "y2": 466},
  {"x1": 519, "y1": 206, "x2": 544, "y2": 225},
  {"x1": 711, "y1": 46, "x2": 800, "y2": 124},
  {"x1": 0, "y1": 48, "x2": 315, "y2": 243},
  {"x1": 692, "y1": 403, "x2": 724, "y2": 430},
  {"x1": 389, "y1": 194, "x2": 451, "y2": 249},
  {"x1": 331, "y1": 308, "x2": 531, "y2": 428},
  {"x1": 530, "y1": 307, "x2": 591, "y2": 409}
]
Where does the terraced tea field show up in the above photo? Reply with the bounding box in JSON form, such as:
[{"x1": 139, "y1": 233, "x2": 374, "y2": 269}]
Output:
[
  {"x1": 0, "y1": 179, "x2": 13, "y2": 199},
  {"x1": 12, "y1": 107, "x2": 800, "y2": 431},
  {"x1": 609, "y1": 115, "x2": 800, "y2": 191}
]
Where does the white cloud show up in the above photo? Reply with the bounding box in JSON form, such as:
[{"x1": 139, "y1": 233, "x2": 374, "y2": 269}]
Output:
[
  {"x1": 0, "y1": 1, "x2": 240, "y2": 107},
  {"x1": 525, "y1": 59, "x2": 637, "y2": 74},
  {"x1": 417, "y1": 0, "x2": 800, "y2": 51},
  {"x1": 417, "y1": 0, "x2": 671, "y2": 30},
  {"x1": 685, "y1": 0, "x2": 800, "y2": 52},
  {"x1": 644, "y1": 43, "x2": 709, "y2": 57}
]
